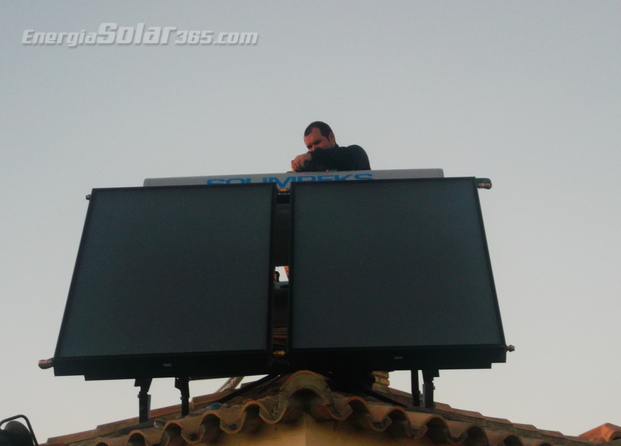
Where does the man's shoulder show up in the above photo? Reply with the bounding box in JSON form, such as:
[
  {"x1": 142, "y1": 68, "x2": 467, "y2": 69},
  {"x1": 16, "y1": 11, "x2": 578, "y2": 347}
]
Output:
[
  {"x1": 337, "y1": 144, "x2": 370, "y2": 170},
  {"x1": 338, "y1": 144, "x2": 366, "y2": 152}
]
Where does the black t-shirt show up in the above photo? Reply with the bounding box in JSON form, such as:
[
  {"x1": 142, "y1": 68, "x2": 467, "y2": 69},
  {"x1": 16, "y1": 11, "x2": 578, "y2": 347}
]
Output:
[{"x1": 298, "y1": 145, "x2": 371, "y2": 172}]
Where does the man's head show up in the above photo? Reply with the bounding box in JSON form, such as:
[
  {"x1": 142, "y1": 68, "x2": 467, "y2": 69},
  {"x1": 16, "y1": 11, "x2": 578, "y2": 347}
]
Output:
[{"x1": 304, "y1": 121, "x2": 336, "y2": 152}]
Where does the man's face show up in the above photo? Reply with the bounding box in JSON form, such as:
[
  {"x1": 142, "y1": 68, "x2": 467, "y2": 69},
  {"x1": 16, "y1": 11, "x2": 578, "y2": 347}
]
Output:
[{"x1": 304, "y1": 127, "x2": 336, "y2": 152}]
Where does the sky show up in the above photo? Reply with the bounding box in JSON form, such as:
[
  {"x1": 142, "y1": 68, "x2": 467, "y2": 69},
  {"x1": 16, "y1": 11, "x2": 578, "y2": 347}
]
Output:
[{"x1": 1, "y1": 0, "x2": 620, "y2": 441}]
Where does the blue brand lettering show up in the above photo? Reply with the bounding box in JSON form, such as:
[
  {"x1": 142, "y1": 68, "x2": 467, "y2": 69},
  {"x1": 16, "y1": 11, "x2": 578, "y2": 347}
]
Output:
[
  {"x1": 207, "y1": 172, "x2": 374, "y2": 187},
  {"x1": 334, "y1": 174, "x2": 352, "y2": 181},
  {"x1": 267, "y1": 176, "x2": 293, "y2": 188},
  {"x1": 206, "y1": 178, "x2": 250, "y2": 184},
  {"x1": 297, "y1": 176, "x2": 317, "y2": 182},
  {"x1": 225, "y1": 178, "x2": 250, "y2": 184}
]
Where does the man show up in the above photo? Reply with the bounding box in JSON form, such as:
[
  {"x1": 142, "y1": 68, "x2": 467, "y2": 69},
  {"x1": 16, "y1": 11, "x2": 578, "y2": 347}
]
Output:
[{"x1": 291, "y1": 121, "x2": 371, "y2": 172}]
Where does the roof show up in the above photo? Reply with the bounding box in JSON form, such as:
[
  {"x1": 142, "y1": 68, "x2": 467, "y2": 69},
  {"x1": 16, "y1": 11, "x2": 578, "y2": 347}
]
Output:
[
  {"x1": 44, "y1": 371, "x2": 619, "y2": 446},
  {"x1": 580, "y1": 424, "x2": 621, "y2": 444}
]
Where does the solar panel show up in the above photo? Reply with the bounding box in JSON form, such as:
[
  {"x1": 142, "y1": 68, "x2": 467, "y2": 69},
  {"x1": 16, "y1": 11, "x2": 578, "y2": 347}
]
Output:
[
  {"x1": 53, "y1": 183, "x2": 276, "y2": 379},
  {"x1": 288, "y1": 178, "x2": 506, "y2": 371}
]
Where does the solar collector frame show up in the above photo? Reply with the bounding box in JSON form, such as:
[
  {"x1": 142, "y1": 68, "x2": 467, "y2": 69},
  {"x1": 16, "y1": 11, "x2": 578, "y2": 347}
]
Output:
[
  {"x1": 53, "y1": 183, "x2": 277, "y2": 380},
  {"x1": 287, "y1": 177, "x2": 506, "y2": 372}
]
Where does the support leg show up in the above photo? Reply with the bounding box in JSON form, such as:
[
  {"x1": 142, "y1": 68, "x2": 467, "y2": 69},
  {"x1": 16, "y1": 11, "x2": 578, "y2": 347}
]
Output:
[
  {"x1": 411, "y1": 370, "x2": 421, "y2": 407},
  {"x1": 422, "y1": 370, "x2": 439, "y2": 408},
  {"x1": 135, "y1": 378, "x2": 152, "y2": 423},
  {"x1": 175, "y1": 377, "x2": 190, "y2": 416}
]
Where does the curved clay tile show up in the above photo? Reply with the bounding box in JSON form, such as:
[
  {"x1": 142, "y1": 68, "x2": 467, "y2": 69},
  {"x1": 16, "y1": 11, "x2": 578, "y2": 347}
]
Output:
[
  {"x1": 426, "y1": 415, "x2": 460, "y2": 444},
  {"x1": 217, "y1": 404, "x2": 262, "y2": 434},
  {"x1": 159, "y1": 423, "x2": 184, "y2": 446},
  {"x1": 503, "y1": 434, "x2": 524, "y2": 446},
  {"x1": 485, "y1": 431, "x2": 524, "y2": 446},
  {"x1": 127, "y1": 430, "x2": 153, "y2": 446},
  {"x1": 278, "y1": 370, "x2": 333, "y2": 404},
  {"x1": 521, "y1": 438, "x2": 554, "y2": 446},
  {"x1": 383, "y1": 409, "x2": 419, "y2": 439},
  {"x1": 163, "y1": 417, "x2": 201, "y2": 444},
  {"x1": 332, "y1": 394, "x2": 371, "y2": 419},
  {"x1": 465, "y1": 425, "x2": 490, "y2": 446},
  {"x1": 581, "y1": 424, "x2": 621, "y2": 443},
  {"x1": 93, "y1": 437, "x2": 127, "y2": 446},
  {"x1": 441, "y1": 420, "x2": 476, "y2": 443}
]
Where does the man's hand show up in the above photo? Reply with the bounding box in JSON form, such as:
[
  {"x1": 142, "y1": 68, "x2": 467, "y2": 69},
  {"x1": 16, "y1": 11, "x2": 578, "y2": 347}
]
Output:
[{"x1": 291, "y1": 152, "x2": 312, "y2": 172}]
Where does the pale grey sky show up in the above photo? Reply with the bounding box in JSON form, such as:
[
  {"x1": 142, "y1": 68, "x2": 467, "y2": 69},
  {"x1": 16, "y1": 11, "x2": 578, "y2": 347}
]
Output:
[{"x1": 1, "y1": 1, "x2": 620, "y2": 441}]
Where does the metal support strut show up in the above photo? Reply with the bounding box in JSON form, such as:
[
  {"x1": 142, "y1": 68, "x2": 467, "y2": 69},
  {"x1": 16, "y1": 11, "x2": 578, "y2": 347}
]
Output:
[
  {"x1": 135, "y1": 378, "x2": 152, "y2": 423},
  {"x1": 175, "y1": 377, "x2": 190, "y2": 416},
  {"x1": 411, "y1": 370, "x2": 421, "y2": 407},
  {"x1": 422, "y1": 370, "x2": 439, "y2": 408}
]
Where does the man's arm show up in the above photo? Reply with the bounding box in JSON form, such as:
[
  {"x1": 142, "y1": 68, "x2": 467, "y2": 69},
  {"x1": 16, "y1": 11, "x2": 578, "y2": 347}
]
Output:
[
  {"x1": 291, "y1": 153, "x2": 312, "y2": 172},
  {"x1": 293, "y1": 145, "x2": 370, "y2": 172}
]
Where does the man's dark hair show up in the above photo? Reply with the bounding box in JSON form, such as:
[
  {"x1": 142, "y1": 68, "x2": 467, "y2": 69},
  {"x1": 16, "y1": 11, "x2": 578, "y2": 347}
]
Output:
[{"x1": 304, "y1": 121, "x2": 333, "y2": 138}]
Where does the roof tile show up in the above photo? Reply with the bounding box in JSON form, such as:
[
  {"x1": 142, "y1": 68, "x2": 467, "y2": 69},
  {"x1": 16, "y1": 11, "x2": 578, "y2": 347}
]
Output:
[
  {"x1": 581, "y1": 424, "x2": 621, "y2": 443},
  {"x1": 43, "y1": 371, "x2": 613, "y2": 446}
]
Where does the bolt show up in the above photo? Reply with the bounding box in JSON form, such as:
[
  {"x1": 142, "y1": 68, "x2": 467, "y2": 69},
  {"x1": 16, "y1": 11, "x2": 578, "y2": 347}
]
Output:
[{"x1": 38, "y1": 358, "x2": 54, "y2": 369}]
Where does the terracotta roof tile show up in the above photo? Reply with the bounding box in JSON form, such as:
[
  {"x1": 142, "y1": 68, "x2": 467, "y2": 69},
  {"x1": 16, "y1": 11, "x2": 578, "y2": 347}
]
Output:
[
  {"x1": 453, "y1": 409, "x2": 486, "y2": 419},
  {"x1": 539, "y1": 430, "x2": 569, "y2": 438},
  {"x1": 486, "y1": 429, "x2": 523, "y2": 446},
  {"x1": 43, "y1": 371, "x2": 615, "y2": 446},
  {"x1": 514, "y1": 424, "x2": 542, "y2": 432},
  {"x1": 485, "y1": 416, "x2": 513, "y2": 425},
  {"x1": 581, "y1": 424, "x2": 621, "y2": 443},
  {"x1": 434, "y1": 402, "x2": 455, "y2": 412},
  {"x1": 45, "y1": 429, "x2": 97, "y2": 446},
  {"x1": 520, "y1": 438, "x2": 553, "y2": 446},
  {"x1": 444, "y1": 420, "x2": 481, "y2": 444}
]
